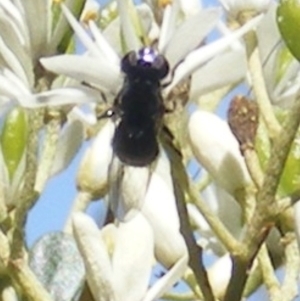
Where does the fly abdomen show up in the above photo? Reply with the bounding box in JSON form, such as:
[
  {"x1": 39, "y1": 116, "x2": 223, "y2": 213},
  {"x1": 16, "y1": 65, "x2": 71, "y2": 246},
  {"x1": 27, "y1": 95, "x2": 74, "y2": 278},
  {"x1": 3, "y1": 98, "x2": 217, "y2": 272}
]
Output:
[
  {"x1": 111, "y1": 47, "x2": 169, "y2": 166},
  {"x1": 112, "y1": 118, "x2": 158, "y2": 167}
]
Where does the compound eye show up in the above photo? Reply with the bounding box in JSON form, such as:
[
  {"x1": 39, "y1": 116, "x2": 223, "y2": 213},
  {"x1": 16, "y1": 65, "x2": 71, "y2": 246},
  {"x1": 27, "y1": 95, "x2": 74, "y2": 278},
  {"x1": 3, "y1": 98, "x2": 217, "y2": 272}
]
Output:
[
  {"x1": 121, "y1": 51, "x2": 137, "y2": 74},
  {"x1": 137, "y1": 48, "x2": 169, "y2": 79},
  {"x1": 152, "y1": 54, "x2": 169, "y2": 79},
  {"x1": 121, "y1": 48, "x2": 169, "y2": 79}
]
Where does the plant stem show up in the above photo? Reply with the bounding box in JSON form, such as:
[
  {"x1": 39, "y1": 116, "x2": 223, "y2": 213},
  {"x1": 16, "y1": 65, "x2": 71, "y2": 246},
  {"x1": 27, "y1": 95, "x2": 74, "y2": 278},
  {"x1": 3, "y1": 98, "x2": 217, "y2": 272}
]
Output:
[
  {"x1": 161, "y1": 129, "x2": 215, "y2": 301},
  {"x1": 244, "y1": 30, "x2": 281, "y2": 139},
  {"x1": 224, "y1": 94, "x2": 300, "y2": 301}
]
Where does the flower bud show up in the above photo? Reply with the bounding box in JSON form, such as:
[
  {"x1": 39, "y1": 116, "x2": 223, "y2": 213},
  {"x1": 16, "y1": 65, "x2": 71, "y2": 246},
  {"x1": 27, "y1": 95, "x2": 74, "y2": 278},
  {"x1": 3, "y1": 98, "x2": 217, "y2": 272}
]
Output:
[
  {"x1": 112, "y1": 214, "x2": 154, "y2": 301},
  {"x1": 208, "y1": 254, "x2": 232, "y2": 299},
  {"x1": 72, "y1": 212, "x2": 115, "y2": 301},
  {"x1": 142, "y1": 152, "x2": 188, "y2": 268},
  {"x1": 72, "y1": 212, "x2": 154, "y2": 301},
  {"x1": 76, "y1": 120, "x2": 114, "y2": 199},
  {"x1": 188, "y1": 110, "x2": 250, "y2": 195}
]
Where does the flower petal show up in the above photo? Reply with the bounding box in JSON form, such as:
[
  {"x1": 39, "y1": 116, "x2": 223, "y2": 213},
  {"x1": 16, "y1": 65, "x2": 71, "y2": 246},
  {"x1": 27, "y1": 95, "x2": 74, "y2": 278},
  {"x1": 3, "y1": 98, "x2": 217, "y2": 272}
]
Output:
[
  {"x1": 208, "y1": 254, "x2": 232, "y2": 299},
  {"x1": 142, "y1": 254, "x2": 188, "y2": 301},
  {"x1": 0, "y1": 36, "x2": 29, "y2": 86},
  {"x1": 0, "y1": 69, "x2": 30, "y2": 101},
  {"x1": 142, "y1": 154, "x2": 187, "y2": 267},
  {"x1": 137, "y1": 3, "x2": 159, "y2": 42},
  {"x1": 178, "y1": 0, "x2": 202, "y2": 16},
  {"x1": 21, "y1": 0, "x2": 50, "y2": 60},
  {"x1": 113, "y1": 214, "x2": 154, "y2": 301},
  {"x1": 72, "y1": 212, "x2": 116, "y2": 301},
  {"x1": 140, "y1": 153, "x2": 188, "y2": 300},
  {"x1": 89, "y1": 21, "x2": 120, "y2": 65},
  {"x1": 200, "y1": 183, "x2": 243, "y2": 255},
  {"x1": 28, "y1": 86, "x2": 99, "y2": 107},
  {"x1": 163, "y1": 8, "x2": 221, "y2": 69},
  {"x1": 0, "y1": 12, "x2": 34, "y2": 86},
  {"x1": 219, "y1": 0, "x2": 271, "y2": 17},
  {"x1": 165, "y1": 14, "x2": 263, "y2": 95},
  {"x1": 190, "y1": 48, "x2": 247, "y2": 99},
  {"x1": 116, "y1": 0, "x2": 141, "y2": 51},
  {"x1": 60, "y1": 3, "x2": 102, "y2": 58},
  {"x1": 0, "y1": 0, "x2": 29, "y2": 46},
  {"x1": 40, "y1": 55, "x2": 121, "y2": 94},
  {"x1": 50, "y1": 120, "x2": 85, "y2": 177},
  {"x1": 158, "y1": 2, "x2": 179, "y2": 53}
]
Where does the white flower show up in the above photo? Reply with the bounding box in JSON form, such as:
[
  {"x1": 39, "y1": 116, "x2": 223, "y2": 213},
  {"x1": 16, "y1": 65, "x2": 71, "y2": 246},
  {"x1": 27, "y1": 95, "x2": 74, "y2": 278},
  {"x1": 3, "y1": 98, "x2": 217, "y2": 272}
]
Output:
[
  {"x1": 219, "y1": 0, "x2": 272, "y2": 17},
  {"x1": 0, "y1": 0, "x2": 96, "y2": 109},
  {"x1": 188, "y1": 110, "x2": 251, "y2": 195},
  {"x1": 189, "y1": 18, "x2": 248, "y2": 100},
  {"x1": 108, "y1": 149, "x2": 188, "y2": 300},
  {"x1": 0, "y1": 0, "x2": 103, "y2": 197},
  {"x1": 73, "y1": 152, "x2": 188, "y2": 301},
  {"x1": 40, "y1": 2, "x2": 263, "y2": 102},
  {"x1": 38, "y1": 1, "x2": 260, "y2": 217},
  {"x1": 30, "y1": 3, "x2": 268, "y2": 297},
  {"x1": 215, "y1": 2, "x2": 300, "y2": 108},
  {"x1": 72, "y1": 212, "x2": 154, "y2": 301}
]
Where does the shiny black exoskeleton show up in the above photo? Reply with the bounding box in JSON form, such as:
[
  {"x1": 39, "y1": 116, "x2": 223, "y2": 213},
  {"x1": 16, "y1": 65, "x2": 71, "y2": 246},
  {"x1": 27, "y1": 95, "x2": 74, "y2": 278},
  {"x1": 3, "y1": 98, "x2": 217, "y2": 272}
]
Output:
[{"x1": 112, "y1": 48, "x2": 169, "y2": 167}]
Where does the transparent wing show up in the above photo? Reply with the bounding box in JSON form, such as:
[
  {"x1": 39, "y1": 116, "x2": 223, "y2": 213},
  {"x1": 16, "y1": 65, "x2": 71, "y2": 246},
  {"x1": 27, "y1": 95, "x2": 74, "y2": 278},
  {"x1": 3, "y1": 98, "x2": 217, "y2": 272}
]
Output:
[{"x1": 108, "y1": 154, "x2": 153, "y2": 222}]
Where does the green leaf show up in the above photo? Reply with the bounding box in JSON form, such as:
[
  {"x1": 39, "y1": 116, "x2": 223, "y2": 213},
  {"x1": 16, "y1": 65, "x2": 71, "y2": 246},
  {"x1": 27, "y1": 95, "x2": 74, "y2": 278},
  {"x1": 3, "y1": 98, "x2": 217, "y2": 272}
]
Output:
[
  {"x1": 255, "y1": 109, "x2": 300, "y2": 198},
  {"x1": 29, "y1": 232, "x2": 85, "y2": 301},
  {"x1": 0, "y1": 108, "x2": 28, "y2": 181},
  {"x1": 275, "y1": 46, "x2": 294, "y2": 85},
  {"x1": 278, "y1": 136, "x2": 300, "y2": 197},
  {"x1": 273, "y1": 109, "x2": 300, "y2": 197},
  {"x1": 277, "y1": 0, "x2": 300, "y2": 61}
]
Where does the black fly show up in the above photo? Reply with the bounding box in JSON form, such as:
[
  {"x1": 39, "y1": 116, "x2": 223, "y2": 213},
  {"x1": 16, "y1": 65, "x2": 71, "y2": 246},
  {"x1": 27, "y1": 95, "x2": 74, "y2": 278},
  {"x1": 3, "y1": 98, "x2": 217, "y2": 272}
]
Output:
[
  {"x1": 110, "y1": 47, "x2": 169, "y2": 167},
  {"x1": 93, "y1": 47, "x2": 171, "y2": 220}
]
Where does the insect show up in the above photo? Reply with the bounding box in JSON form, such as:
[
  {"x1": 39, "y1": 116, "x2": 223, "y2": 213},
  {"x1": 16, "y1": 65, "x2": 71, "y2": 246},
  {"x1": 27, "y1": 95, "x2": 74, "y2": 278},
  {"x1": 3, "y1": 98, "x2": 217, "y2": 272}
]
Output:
[
  {"x1": 109, "y1": 47, "x2": 170, "y2": 167},
  {"x1": 97, "y1": 47, "x2": 171, "y2": 220}
]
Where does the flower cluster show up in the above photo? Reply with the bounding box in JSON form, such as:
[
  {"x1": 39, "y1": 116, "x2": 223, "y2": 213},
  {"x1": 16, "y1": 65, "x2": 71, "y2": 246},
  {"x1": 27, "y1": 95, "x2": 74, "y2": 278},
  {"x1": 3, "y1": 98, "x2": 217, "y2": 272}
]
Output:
[{"x1": 0, "y1": 1, "x2": 299, "y2": 301}]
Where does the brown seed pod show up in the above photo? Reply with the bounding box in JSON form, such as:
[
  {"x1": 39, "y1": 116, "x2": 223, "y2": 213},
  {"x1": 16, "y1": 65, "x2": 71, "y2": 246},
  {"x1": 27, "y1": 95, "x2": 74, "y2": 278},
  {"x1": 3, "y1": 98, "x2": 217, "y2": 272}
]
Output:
[{"x1": 227, "y1": 95, "x2": 259, "y2": 154}]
